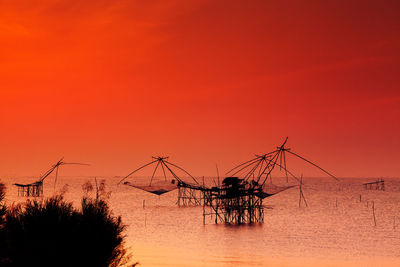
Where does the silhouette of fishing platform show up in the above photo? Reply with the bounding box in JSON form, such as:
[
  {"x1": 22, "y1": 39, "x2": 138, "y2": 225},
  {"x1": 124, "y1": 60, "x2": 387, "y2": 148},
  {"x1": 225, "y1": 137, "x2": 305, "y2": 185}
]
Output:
[
  {"x1": 202, "y1": 137, "x2": 338, "y2": 224},
  {"x1": 14, "y1": 158, "x2": 89, "y2": 197},
  {"x1": 363, "y1": 179, "x2": 385, "y2": 190},
  {"x1": 177, "y1": 181, "x2": 204, "y2": 206},
  {"x1": 118, "y1": 138, "x2": 337, "y2": 225},
  {"x1": 201, "y1": 177, "x2": 265, "y2": 224}
]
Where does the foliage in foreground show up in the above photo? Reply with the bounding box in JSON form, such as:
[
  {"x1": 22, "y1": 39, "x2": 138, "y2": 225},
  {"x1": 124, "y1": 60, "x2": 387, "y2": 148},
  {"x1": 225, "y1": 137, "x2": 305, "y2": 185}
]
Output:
[
  {"x1": 0, "y1": 183, "x2": 6, "y2": 224},
  {"x1": 0, "y1": 181, "x2": 135, "y2": 267}
]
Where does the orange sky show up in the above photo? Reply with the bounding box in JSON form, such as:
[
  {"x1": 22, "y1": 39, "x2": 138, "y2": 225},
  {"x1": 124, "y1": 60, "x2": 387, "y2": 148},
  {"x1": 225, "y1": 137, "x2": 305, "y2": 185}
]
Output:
[{"x1": 0, "y1": 0, "x2": 399, "y2": 178}]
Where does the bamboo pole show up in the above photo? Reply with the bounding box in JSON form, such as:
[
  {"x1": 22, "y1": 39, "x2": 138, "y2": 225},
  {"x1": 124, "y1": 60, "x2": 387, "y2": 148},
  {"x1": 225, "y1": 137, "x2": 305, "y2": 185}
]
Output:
[
  {"x1": 299, "y1": 175, "x2": 308, "y2": 208},
  {"x1": 95, "y1": 177, "x2": 99, "y2": 201},
  {"x1": 203, "y1": 191, "x2": 205, "y2": 225},
  {"x1": 372, "y1": 201, "x2": 377, "y2": 226}
]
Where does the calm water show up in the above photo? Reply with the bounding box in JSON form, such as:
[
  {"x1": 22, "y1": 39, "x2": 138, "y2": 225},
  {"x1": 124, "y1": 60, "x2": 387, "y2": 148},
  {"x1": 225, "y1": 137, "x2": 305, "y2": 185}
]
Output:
[{"x1": 2, "y1": 176, "x2": 400, "y2": 266}]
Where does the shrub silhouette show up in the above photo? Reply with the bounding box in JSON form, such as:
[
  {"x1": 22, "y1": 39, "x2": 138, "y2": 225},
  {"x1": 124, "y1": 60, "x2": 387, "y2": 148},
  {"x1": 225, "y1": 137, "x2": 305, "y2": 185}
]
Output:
[
  {"x1": 0, "y1": 183, "x2": 5, "y2": 222},
  {"x1": 0, "y1": 183, "x2": 7, "y2": 263},
  {"x1": 0, "y1": 193, "x2": 133, "y2": 267}
]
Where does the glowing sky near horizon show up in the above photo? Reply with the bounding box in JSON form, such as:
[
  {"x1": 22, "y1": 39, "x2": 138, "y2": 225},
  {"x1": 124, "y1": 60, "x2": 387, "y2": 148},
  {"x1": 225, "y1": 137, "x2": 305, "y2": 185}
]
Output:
[{"x1": 0, "y1": 0, "x2": 399, "y2": 178}]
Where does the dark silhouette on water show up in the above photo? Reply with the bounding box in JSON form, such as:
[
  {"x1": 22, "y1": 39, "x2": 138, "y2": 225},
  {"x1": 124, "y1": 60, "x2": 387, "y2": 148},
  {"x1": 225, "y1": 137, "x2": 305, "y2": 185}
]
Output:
[
  {"x1": 117, "y1": 138, "x2": 336, "y2": 224},
  {"x1": 118, "y1": 156, "x2": 201, "y2": 200},
  {"x1": 363, "y1": 178, "x2": 385, "y2": 190},
  {"x1": 202, "y1": 137, "x2": 337, "y2": 224},
  {"x1": 13, "y1": 158, "x2": 89, "y2": 197}
]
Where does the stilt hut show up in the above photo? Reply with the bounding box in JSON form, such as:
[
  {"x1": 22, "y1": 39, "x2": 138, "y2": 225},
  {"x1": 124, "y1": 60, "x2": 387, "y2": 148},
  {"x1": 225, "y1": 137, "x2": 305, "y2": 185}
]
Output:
[
  {"x1": 203, "y1": 137, "x2": 337, "y2": 224},
  {"x1": 14, "y1": 158, "x2": 88, "y2": 197}
]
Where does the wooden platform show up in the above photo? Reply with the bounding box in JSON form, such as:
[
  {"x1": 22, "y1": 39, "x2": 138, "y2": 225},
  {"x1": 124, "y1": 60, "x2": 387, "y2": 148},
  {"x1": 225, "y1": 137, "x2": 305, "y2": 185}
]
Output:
[
  {"x1": 363, "y1": 179, "x2": 385, "y2": 190},
  {"x1": 14, "y1": 181, "x2": 43, "y2": 197}
]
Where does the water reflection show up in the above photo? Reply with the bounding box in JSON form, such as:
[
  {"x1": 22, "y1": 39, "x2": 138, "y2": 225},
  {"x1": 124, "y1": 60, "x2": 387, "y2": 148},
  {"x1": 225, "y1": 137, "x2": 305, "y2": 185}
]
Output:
[{"x1": 2, "y1": 176, "x2": 400, "y2": 266}]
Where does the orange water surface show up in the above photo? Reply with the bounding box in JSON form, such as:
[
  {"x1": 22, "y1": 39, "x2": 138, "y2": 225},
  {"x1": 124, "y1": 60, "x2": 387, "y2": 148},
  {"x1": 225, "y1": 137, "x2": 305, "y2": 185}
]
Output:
[{"x1": 2, "y1": 176, "x2": 400, "y2": 266}]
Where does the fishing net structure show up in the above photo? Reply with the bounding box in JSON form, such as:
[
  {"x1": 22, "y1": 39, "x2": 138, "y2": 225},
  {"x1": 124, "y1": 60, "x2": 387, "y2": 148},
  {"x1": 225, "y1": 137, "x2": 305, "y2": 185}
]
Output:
[
  {"x1": 123, "y1": 180, "x2": 178, "y2": 196},
  {"x1": 202, "y1": 138, "x2": 338, "y2": 224},
  {"x1": 225, "y1": 137, "x2": 338, "y2": 190},
  {"x1": 259, "y1": 183, "x2": 296, "y2": 198},
  {"x1": 118, "y1": 156, "x2": 199, "y2": 196},
  {"x1": 118, "y1": 139, "x2": 338, "y2": 225},
  {"x1": 13, "y1": 158, "x2": 89, "y2": 197}
]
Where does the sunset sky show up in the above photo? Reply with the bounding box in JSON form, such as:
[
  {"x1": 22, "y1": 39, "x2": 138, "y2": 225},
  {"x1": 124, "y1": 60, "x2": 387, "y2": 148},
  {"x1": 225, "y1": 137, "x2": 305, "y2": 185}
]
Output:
[{"x1": 0, "y1": 0, "x2": 399, "y2": 179}]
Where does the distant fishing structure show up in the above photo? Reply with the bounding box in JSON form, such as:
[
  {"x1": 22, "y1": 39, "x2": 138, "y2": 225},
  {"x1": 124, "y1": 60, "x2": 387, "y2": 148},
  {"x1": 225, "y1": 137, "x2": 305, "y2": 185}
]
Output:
[
  {"x1": 363, "y1": 178, "x2": 385, "y2": 191},
  {"x1": 14, "y1": 158, "x2": 89, "y2": 197}
]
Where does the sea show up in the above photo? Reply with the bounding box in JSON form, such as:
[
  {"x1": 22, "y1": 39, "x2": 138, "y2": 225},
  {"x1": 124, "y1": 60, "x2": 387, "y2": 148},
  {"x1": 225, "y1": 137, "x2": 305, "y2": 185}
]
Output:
[{"x1": 1, "y1": 176, "x2": 400, "y2": 267}]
